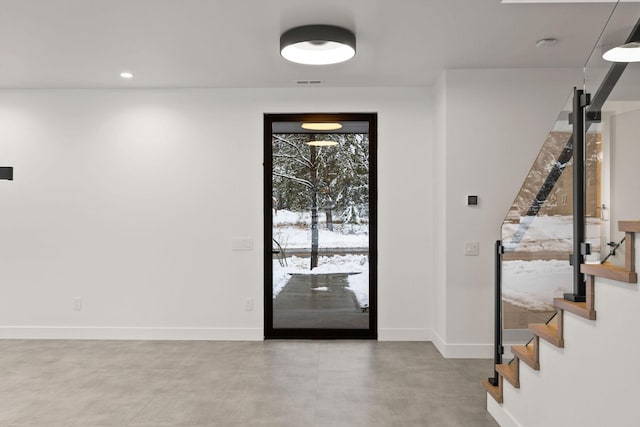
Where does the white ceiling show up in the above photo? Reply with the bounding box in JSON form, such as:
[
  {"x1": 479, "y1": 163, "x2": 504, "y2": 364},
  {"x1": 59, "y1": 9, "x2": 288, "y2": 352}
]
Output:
[{"x1": 0, "y1": 0, "x2": 638, "y2": 89}]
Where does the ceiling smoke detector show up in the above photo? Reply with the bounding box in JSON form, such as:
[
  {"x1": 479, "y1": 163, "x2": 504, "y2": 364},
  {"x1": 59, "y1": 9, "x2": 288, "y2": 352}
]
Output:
[{"x1": 535, "y1": 38, "x2": 558, "y2": 48}]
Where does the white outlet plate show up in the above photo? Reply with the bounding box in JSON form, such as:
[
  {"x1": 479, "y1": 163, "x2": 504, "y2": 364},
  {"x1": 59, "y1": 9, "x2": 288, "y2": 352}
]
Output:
[
  {"x1": 73, "y1": 297, "x2": 83, "y2": 312},
  {"x1": 464, "y1": 241, "x2": 479, "y2": 256},
  {"x1": 232, "y1": 237, "x2": 253, "y2": 251},
  {"x1": 245, "y1": 298, "x2": 254, "y2": 311}
]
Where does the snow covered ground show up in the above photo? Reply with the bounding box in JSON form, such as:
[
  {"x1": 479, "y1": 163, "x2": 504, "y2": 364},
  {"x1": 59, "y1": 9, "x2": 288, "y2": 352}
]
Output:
[
  {"x1": 502, "y1": 260, "x2": 573, "y2": 311},
  {"x1": 271, "y1": 210, "x2": 370, "y2": 308},
  {"x1": 274, "y1": 226, "x2": 368, "y2": 249},
  {"x1": 272, "y1": 213, "x2": 598, "y2": 314},
  {"x1": 347, "y1": 269, "x2": 369, "y2": 308},
  {"x1": 273, "y1": 209, "x2": 368, "y2": 249},
  {"x1": 502, "y1": 215, "x2": 601, "y2": 258},
  {"x1": 502, "y1": 215, "x2": 603, "y2": 311},
  {"x1": 276, "y1": 257, "x2": 572, "y2": 312},
  {"x1": 272, "y1": 254, "x2": 369, "y2": 307}
]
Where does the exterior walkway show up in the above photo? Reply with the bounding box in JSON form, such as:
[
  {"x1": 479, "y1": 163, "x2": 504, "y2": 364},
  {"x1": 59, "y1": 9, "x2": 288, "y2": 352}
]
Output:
[{"x1": 273, "y1": 273, "x2": 368, "y2": 329}]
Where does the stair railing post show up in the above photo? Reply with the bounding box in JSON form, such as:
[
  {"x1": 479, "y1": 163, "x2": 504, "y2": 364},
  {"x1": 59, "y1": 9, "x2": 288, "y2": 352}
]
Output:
[
  {"x1": 489, "y1": 240, "x2": 504, "y2": 386},
  {"x1": 565, "y1": 88, "x2": 588, "y2": 302}
]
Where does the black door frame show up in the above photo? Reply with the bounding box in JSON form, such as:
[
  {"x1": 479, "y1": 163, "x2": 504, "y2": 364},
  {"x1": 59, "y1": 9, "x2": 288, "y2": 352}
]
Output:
[{"x1": 263, "y1": 112, "x2": 378, "y2": 339}]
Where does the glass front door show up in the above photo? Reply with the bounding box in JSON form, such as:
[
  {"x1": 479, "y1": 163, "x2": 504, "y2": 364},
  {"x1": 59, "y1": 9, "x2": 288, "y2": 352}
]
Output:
[{"x1": 264, "y1": 113, "x2": 377, "y2": 339}]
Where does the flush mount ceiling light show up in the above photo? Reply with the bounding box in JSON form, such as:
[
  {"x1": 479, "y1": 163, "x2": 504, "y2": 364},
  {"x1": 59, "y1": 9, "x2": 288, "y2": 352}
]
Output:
[
  {"x1": 307, "y1": 140, "x2": 339, "y2": 147},
  {"x1": 280, "y1": 25, "x2": 356, "y2": 65},
  {"x1": 603, "y1": 42, "x2": 640, "y2": 62},
  {"x1": 301, "y1": 122, "x2": 343, "y2": 131},
  {"x1": 120, "y1": 71, "x2": 134, "y2": 79}
]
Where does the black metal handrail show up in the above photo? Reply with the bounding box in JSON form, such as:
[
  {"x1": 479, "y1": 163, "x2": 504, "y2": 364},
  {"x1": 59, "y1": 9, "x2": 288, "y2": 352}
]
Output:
[
  {"x1": 489, "y1": 240, "x2": 504, "y2": 387},
  {"x1": 565, "y1": 88, "x2": 588, "y2": 302},
  {"x1": 602, "y1": 237, "x2": 626, "y2": 264},
  {"x1": 488, "y1": 14, "x2": 640, "y2": 388},
  {"x1": 490, "y1": 88, "x2": 585, "y2": 385}
]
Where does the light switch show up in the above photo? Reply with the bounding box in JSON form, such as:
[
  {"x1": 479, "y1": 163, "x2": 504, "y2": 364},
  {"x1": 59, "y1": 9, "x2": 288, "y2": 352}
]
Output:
[
  {"x1": 232, "y1": 237, "x2": 254, "y2": 251},
  {"x1": 464, "y1": 241, "x2": 479, "y2": 256}
]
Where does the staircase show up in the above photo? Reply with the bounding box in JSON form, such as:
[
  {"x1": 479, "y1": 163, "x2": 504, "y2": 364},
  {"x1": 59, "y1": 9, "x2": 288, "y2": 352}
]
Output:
[{"x1": 483, "y1": 220, "x2": 639, "y2": 425}]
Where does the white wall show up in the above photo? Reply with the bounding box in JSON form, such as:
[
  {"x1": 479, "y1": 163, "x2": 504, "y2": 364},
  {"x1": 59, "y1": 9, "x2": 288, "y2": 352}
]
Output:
[
  {"x1": 0, "y1": 69, "x2": 588, "y2": 348},
  {"x1": 0, "y1": 87, "x2": 434, "y2": 340},
  {"x1": 609, "y1": 107, "x2": 640, "y2": 268},
  {"x1": 433, "y1": 73, "x2": 448, "y2": 345},
  {"x1": 489, "y1": 233, "x2": 640, "y2": 427},
  {"x1": 434, "y1": 68, "x2": 582, "y2": 357}
]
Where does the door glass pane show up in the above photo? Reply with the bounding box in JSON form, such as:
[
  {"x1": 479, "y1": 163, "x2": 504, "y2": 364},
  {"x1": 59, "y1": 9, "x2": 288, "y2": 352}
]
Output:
[{"x1": 271, "y1": 120, "x2": 370, "y2": 329}]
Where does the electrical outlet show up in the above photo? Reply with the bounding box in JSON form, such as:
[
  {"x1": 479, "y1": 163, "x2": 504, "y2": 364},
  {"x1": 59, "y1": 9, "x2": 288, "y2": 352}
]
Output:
[
  {"x1": 464, "y1": 241, "x2": 479, "y2": 256},
  {"x1": 245, "y1": 298, "x2": 254, "y2": 312},
  {"x1": 232, "y1": 237, "x2": 254, "y2": 251},
  {"x1": 73, "y1": 297, "x2": 83, "y2": 312}
]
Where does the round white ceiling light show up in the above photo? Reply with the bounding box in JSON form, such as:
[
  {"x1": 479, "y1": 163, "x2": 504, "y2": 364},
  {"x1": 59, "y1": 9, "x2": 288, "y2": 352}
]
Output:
[
  {"x1": 280, "y1": 25, "x2": 356, "y2": 65},
  {"x1": 120, "y1": 71, "x2": 134, "y2": 79},
  {"x1": 602, "y1": 42, "x2": 640, "y2": 62}
]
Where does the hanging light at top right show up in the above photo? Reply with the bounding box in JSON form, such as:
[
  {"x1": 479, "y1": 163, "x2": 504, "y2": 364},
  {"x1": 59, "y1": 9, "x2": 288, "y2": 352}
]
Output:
[{"x1": 602, "y1": 41, "x2": 640, "y2": 62}]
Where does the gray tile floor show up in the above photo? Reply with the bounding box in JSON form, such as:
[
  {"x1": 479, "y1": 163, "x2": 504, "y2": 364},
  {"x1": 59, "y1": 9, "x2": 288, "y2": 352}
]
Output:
[{"x1": 0, "y1": 340, "x2": 498, "y2": 427}]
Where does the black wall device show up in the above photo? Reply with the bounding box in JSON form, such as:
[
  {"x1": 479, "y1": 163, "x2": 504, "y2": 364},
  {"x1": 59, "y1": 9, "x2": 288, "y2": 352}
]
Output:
[{"x1": 0, "y1": 167, "x2": 14, "y2": 180}]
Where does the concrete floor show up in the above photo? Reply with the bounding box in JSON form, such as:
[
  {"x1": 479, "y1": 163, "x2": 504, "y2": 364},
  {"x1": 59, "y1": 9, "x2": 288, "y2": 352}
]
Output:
[{"x1": 0, "y1": 340, "x2": 498, "y2": 426}]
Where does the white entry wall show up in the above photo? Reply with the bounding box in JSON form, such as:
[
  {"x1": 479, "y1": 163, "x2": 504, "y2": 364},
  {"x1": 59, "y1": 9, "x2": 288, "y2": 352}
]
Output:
[
  {"x1": 0, "y1": 87, "x2": 434, "y2": 340},
  {"x1": 0, "y1": 68, "x2": 586, "y2": 351},
  {"x1": 433, "y1": 68, "x2": 582, "y2": 357},
  {"x1": 609, "y1": 105, "x2": 640, "y2": 259}
]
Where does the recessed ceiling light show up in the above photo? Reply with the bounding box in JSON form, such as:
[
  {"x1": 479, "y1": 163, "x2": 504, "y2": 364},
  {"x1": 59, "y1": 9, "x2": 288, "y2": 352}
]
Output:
[
  {"x1": 301, "y1": 122, "x2": 343, "y2": 131},
  {"x1": 280, "y1": 25, "x2": 356, "y2": 65},
  {"x1": 120, "y1": 71, "x2": 134, "y2": 79},
  {"x1": 535, "y1": 38, "x2": 558, "y2": 48},
  {"x1": 602, "y1": 42, "x2": 640, "y2": 62},
  {"x1": 307, "y1": 140, "x2": 339, "y2": 147}
]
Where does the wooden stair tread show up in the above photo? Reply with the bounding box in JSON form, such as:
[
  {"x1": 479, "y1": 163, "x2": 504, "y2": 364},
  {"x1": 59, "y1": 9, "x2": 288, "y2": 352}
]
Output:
[
  {"x1": 553, "y1": 298, "x2": 596, "y2": 320},
  {"x1": 496, "y1": 362, "x2": 520, "y2": 388},
  {"x1": 529, "y1": 323, "x2": 564, "y2": 348},
  {"x1": 482, "y1": 378, "x2": 503, "y2": 403},
  {"x1": 619, "y1": 220, "x2": 640, "y2": 233},
  {"x1": 581, "y1": 263, "x2": 637, "y2": 283},
  {"x1": 512, "y1": 345, "x2": 539, "y2": 370}
]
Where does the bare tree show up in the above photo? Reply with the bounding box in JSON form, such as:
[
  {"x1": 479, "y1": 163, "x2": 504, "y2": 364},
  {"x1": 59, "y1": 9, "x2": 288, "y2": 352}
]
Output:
[{"x1": 272, "y1": 133, "x2": 369, "y2": 270}]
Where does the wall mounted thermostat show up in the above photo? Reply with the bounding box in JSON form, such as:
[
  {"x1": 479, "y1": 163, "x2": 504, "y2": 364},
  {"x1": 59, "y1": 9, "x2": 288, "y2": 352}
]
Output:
[
  {"x1": 0, "y1": 167, "x2": 13, "y2": 180},
  {"x1": 467, "y1": 195, "x2": 478, "y2": 206}
]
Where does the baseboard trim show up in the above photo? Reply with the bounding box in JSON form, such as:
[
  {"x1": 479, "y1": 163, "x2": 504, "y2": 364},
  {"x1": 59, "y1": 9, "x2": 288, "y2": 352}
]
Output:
[
  {"x1": 487, "y1": 395, "x2": 523, "y2": 427},
  {"x1": 431, "y1": 329, "x2": 447, "y2": 357},
  {"x1": 377, "y1": 328, "x2": 432, "y2": 341},
  {"x1": 431, "y1": 330, "x2": 493, "y2": 359},
  {"x1": 0, "y1": 327, "x2": 264, "y2": 341},
  {"x1": 0, "y1": 327, "x2": 494, "y2": 357}
]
